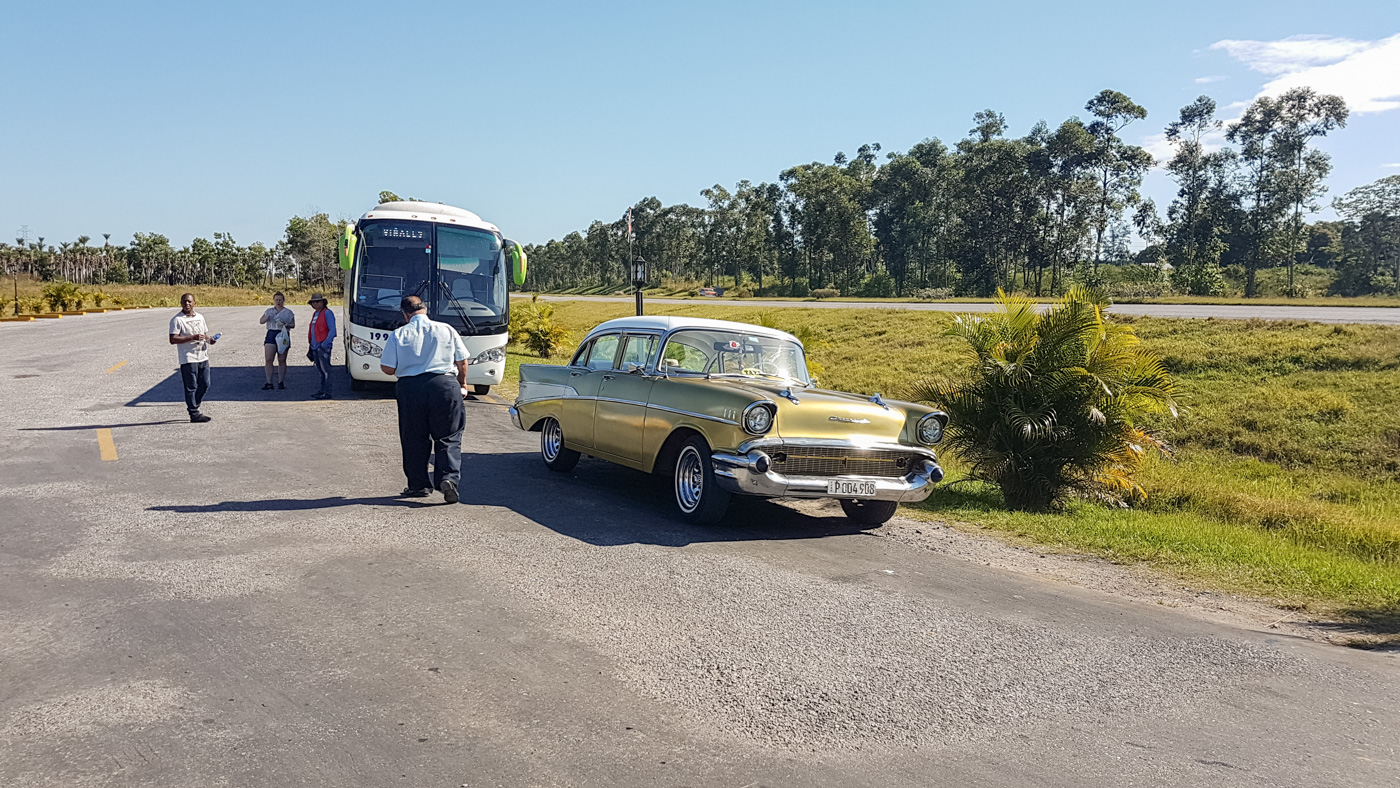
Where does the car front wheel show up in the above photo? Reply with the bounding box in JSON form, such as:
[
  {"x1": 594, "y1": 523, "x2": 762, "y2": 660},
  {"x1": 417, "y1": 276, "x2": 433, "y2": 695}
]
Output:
[
  {"x1": 839, "y1": 498, "x2": 899, "y2": 526},
  {"x1": 673, "y1": 436, "x2": 731, "y2": 524},
  {"x1": 540, "y1": 417, "x2": 580, "y2": 472}
]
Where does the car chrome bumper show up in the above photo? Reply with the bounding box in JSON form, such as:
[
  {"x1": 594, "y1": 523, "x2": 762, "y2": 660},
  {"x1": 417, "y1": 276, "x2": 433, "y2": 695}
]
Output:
[
  {"x1": 710, "y1": 450, "x2": 944, "y2": 503},
  {"x1": 508, "y1": 406, "x2": 523, "y2": 430}
]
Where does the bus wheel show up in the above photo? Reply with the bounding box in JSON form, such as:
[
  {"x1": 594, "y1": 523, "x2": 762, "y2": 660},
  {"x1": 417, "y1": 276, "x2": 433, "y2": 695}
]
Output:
[
  {"x1": 472, "y1": 384, "x2": 491, "y2": 395},
  {"x1": 540, "y1": 417, "x2": 580, "y2": 472},
  {"x1": 350, "y1": 377, "x2": 366, "y2": 392}
]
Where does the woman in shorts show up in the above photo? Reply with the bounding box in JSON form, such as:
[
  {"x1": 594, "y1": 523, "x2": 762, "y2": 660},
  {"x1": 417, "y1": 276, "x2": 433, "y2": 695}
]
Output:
[{"x1": 259, "y1": 292, "x2": 296, "y2": 390}]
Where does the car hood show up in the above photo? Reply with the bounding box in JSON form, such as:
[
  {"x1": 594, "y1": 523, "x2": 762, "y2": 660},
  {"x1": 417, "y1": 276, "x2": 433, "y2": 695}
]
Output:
[{"x1": 706, "y1": 378, "x2": 911, "y2": 443}]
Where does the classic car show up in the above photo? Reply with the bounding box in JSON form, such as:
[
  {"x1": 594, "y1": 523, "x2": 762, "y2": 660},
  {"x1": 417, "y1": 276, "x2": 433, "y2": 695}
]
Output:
[{"x1": 509, "y1": 316, "x2": 947, "y2": 525}]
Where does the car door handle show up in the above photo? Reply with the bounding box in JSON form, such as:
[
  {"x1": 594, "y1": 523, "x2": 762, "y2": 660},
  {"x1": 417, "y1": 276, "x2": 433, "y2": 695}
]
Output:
[
  {"x1": 601, "y1": 375, "x2": 615, "y2": 381},
  {"x1": 569, "y1": 371, "x2": 582, "y2": 377}
]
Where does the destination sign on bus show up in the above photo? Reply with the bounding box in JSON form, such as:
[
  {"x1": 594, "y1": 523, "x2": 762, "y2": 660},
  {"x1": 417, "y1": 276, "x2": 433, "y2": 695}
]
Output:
[{"x1": 366, "y1": 222, "x2": 431, "y2": 249}]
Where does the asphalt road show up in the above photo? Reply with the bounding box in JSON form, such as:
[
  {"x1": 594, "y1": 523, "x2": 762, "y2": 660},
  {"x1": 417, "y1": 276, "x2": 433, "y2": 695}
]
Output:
[
  {"x1": 528, "y1": 294, "x2": 1400, "y2": 324},
  {"x1": 2, "y1": 306, "x2": 1397, "y2": 787}
]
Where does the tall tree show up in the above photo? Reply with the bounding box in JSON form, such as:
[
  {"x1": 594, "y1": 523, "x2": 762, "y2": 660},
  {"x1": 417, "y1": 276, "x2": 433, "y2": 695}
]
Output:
[
  {"x1": 1162, "y1": 96, "x2": 1233, "y2": 295},
  {"x1": 1084, "y1": 90, "x2": 1152, "y2": 272},
  {"x1": 1271, "y1": 88, "x2": 1348, "y2": 295}
]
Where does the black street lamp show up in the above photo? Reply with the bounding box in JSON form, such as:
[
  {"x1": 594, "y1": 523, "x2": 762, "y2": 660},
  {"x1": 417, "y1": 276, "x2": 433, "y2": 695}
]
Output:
[{"x1": 632, "y1": 256, "x2": 649, "y2": 316}]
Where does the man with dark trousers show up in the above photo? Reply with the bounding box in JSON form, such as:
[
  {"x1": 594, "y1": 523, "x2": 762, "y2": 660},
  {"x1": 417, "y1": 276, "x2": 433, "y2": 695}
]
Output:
[
  {"x1": 168, "y1": 292, "x2": 218, "y2": 422},
  {"x1": 380, "y1": 295, "x2": 469, "y2": 502}
]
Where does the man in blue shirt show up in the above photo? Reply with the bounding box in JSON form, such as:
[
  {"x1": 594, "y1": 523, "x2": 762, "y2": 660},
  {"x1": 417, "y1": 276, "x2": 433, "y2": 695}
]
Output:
[{"x1": 380, "y1": 295, "x2": 469, "y2": 502}]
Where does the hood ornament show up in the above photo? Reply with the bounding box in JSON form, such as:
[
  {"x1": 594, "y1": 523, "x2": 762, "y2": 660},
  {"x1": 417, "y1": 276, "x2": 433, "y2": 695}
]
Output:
[
  {"x1": 868, "y1": 392, "x2": 889, "y2": 410},
  {"x1": 830, "y1": 416, "x2": 870, "y2": 424},
  {"x1": 778, "y1": 389, "x2": 801, "y2": 404}
]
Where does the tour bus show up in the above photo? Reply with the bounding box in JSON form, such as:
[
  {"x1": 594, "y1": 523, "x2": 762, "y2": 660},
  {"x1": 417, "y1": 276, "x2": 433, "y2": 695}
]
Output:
[{"x1": 337, "y1": 201, "x2": 526, "y2": 393}]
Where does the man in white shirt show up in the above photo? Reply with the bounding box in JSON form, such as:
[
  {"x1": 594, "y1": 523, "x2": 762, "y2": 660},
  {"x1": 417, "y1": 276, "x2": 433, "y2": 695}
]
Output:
[
  {"x1": 380, "y1": 295, "x2": 469, "y2": 502},
  {"x1": 168, "y1": 293, "x2": 218, "y2": 423}
]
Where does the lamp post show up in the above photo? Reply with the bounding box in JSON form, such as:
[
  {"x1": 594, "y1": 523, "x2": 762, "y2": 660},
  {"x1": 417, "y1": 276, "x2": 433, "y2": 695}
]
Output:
[{"x1": 632, "y1": 256, "x2": 648, "y2": 316}]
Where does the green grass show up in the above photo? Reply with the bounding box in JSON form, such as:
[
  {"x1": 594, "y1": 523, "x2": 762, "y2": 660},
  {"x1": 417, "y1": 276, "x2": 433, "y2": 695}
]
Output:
[
  {"x1": 4, "y1": 276, "x2": 339, "y2": 311},
  {"x1": 499, "y1": 300, "x2": 1400, "y2": 632}
]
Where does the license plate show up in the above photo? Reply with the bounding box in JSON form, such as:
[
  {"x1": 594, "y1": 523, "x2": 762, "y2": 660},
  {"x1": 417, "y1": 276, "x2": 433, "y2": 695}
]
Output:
[{"x1": 828, "y1": 480, "x2": 877, "y2": 497}]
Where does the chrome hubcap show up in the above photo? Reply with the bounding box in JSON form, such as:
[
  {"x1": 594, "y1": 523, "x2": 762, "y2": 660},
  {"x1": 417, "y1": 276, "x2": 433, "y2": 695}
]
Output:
[
  {"x1": 542, "y1": 419, "x2": 562, "y2": 462},
  {"x1": 675, "y1": 446, "x2": 703, "y2": 512}
]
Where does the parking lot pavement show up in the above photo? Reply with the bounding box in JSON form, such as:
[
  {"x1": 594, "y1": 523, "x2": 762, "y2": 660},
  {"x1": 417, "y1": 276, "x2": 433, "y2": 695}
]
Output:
[{"x1": 2, "y1": 306, "x2": 1398, "y2": 787}]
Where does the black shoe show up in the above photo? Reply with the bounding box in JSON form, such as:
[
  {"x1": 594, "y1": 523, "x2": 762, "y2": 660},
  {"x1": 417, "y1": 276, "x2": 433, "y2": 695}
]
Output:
[
  {"x1": 312, "y1": 392, "x2": 330, "y2": 400},
  {"x1": 277, "y1": 382, "x2": 286, "y2": 390},
  {"x1": 190, "y1": 413, "x2": 212, "y2": 423},
  {"x1": 262, "y1": 383, "x2": 274, "y2": 390},
  {"x1": 401, "y1": 487, "x2": 432, "y2": 498},
  {"x1": 440, "y1": 479, "x2": 459, "y2": 504}
]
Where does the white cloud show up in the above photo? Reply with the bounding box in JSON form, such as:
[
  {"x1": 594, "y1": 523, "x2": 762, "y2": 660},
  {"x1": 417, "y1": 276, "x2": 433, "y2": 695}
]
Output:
[
  {"x1": 1210, "y1": 33, "x2": 1400, "y2": 114},
  {"x1": 1141, "y1": 128, "x2": 1231, "y2": 168},
  {"x1": 1194, "y1": 75, "x2": 1226, "y2": 84},
  {"x1": 1384, "y1": 163, "x2": 1400, "y2": 168}
]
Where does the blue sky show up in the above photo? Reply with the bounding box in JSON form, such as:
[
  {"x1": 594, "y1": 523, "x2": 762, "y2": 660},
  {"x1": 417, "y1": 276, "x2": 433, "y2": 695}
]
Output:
[{"x1": 2, "y1": 1, "x2": 1397, "y2": 249}]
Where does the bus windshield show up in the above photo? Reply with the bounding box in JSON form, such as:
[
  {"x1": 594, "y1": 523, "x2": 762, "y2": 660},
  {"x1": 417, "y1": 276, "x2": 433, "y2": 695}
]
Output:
[
  {"x1": 352, "y1": 219, "x2": 507, "y2": 333},
  {"x1": 355, "y1": 220, "x2": 432, "y2": 311},
  {"x1": 434, "y1": 225, "x2": 506, "y2": 329}
]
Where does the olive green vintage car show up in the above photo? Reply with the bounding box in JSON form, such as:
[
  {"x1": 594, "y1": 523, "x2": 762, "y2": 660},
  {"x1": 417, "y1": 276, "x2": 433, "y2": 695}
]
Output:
[{"x1": 509, "y1": 316, "x2": 947, "y2": 525}]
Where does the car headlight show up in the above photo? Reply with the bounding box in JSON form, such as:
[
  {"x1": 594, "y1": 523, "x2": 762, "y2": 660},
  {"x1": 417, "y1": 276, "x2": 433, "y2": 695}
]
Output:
[
  {"x1": 349, "y1": 335, "x2": 382, "y2": 358},
  {"x1": 742, "y1": 402, "x2": 775, "y2": 435},
  {"x1": 470, "y1": 347, "x2": 506, "y2": 365},
  {"x1": 916, "y1": 413, "x2": 946, "y2": 445}
]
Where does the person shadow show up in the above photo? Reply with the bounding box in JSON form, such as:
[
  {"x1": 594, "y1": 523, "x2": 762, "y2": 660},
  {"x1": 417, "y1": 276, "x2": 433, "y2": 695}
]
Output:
[
  {"x1": 458, "y1": 449, "x2": 875, "y2": 547},
  {"x1": 148, "y1": 495, "x2": 441, "y2": 512}
]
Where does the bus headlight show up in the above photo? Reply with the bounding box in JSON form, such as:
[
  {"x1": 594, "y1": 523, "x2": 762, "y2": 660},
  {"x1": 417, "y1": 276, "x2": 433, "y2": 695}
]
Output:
[
  {"x1": 349, "y1": 335, "x2": 382, "y2": 358},
  {"x1": 470, "y1": 347, "x2": 505, "y2": 365}
]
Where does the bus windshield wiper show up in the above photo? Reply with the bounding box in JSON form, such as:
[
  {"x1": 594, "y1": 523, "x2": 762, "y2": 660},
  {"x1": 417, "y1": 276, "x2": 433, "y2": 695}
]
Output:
[{"x1": 437, "y1": 279, "x2": 477, "y2": 335}]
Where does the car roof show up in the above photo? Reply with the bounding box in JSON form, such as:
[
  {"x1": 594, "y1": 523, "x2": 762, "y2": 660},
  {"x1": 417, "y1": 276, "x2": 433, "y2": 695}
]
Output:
[{"x1": 587, "y1": 315, "x2": 801, "y2": 345}]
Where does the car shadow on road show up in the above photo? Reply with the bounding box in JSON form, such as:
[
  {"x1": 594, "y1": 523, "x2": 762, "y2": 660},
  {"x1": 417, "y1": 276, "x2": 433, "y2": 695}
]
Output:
[
  {"x1": 148, "y1": 495, "x2": 441, "y2": 513},
  {"x1": 460, "y1": 450, "x2": 875, "y2": 547},
  {"x1": 123, "y1": 365, "x2": 396, "y2": 405}
]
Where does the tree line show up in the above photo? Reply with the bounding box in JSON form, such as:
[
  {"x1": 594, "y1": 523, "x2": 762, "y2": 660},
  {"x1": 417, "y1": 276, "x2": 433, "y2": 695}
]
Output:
[
  {"x1": 525, "y1": 88, "x2": 1397, "y2": 299},
  {"x1": 6, "y1": 95, "x2": 1398, "y2": 300},
  {"x1": 2, "y1": 213, "x2": 348, "y2": 292}
]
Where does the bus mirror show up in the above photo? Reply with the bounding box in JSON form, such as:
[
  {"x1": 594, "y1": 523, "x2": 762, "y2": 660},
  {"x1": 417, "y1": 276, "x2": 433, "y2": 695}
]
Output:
[
  {"x1": 507, "y1": 240, "x2": 528, "y2": 286},
  {"x1": 338, "y1": 225, "x2": 357, "y2": 271}
]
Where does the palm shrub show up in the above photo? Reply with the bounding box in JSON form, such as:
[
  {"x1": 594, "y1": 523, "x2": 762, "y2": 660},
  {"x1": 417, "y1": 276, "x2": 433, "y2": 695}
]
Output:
[
  {"x1": 41, "y1": 280, "x2": 81, "y2": 311},
  {"x1": 515, "y1": 297, "x2": 572, "y2": 359},
  {"x1": 907, "y1": 286, "x2": 1178, "y2": 511}
]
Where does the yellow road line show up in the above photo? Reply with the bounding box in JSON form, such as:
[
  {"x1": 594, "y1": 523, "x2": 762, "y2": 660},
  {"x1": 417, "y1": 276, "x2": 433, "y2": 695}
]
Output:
[
  {"x1": 96, "y1": 428, "x2": 118, "y2": 461},
  {"x1": 106, "y1": 360, "x2": 128, "y2": 374}
]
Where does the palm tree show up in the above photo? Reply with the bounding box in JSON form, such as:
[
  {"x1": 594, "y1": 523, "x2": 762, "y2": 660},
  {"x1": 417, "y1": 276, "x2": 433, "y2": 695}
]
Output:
[{"x1": 907, "y1": 286, "x2": 1178, "y2": 511}]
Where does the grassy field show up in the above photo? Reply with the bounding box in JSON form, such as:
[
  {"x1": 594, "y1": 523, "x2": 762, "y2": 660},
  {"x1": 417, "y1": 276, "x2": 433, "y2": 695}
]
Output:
[
  {"x1": 504, "y1": 301, "x2": 1400, "y2": 636},
  {"x1": 2, "y1": 277, "x2": 339, "y2": 312}
]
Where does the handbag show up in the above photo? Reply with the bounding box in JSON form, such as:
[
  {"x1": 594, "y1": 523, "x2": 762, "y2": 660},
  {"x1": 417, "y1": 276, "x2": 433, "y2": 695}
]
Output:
[{"x1": 306, "y1": 345, "x2": 316, "y2": 363}]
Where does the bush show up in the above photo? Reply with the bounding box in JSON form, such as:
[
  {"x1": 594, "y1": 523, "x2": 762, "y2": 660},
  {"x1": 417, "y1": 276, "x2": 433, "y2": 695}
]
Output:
[
  {"x1": 913, "y1": 287, "x2": 954, "y2": 301},
  {"x1": 512, "y1": 296, "x2": 572, "y2": 358},
  {"x1": 861, "y1": 270, "x2": 896, "y2": 298},
  {"x1": 907, "y1": 286, "x2": 1179, "y2": 511},
  {"x1": 41, "y1": 280, "x2": 82, "y2": 312},
  {"x1": 810, "y1": 288, "x2": 840, "y2": 299},
  {"x1": 787, "y1": 278, "x2": 810, "y2": 298},
  {"x1": 732, "y1": 287, "x2": 753, "y2": 298}
]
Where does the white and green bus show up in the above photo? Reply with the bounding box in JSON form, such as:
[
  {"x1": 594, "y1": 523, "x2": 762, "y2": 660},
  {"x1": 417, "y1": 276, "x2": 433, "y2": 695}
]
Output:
[{"x1": 337, "y1": 201, "x2": 526, "y2": 393}]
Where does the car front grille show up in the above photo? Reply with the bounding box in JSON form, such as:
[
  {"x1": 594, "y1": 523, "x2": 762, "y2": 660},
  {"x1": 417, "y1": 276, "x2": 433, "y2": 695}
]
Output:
[{"x1": 769, "y1": 445, "x2": 919, "y2": 478}]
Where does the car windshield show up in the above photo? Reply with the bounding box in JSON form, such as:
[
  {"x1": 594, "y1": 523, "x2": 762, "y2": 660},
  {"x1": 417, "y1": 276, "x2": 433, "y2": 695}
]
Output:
[{"x1": 660, "y1": 329, "x2": 810, "y2": 385}]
